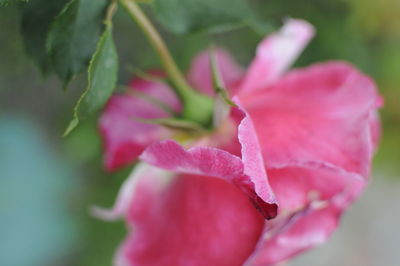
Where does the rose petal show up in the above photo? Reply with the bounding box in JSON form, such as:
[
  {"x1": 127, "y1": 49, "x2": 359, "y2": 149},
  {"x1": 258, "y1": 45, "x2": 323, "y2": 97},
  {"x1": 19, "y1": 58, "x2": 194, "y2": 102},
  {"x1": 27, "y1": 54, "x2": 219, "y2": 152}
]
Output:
[
  {"x1": 267, "y1": 162, "x2": 364, "y2": 212},
  {"x1": 141, "y1": 138, "x2": 277, "y2": 219},
  {"x1": 238, "y1": 61, "x2": 378, "y2": 264},
  {"x1": 140, "y1": 139, "x2": 244, "y2": 178},
  {"x1": 118, "y1": 173, "x2": 264, "y2": 266},
  {"x1": 91, "y1": 163, "x2": 171, "y2": 221},
  {"x1": 127, "y1": 70, "x2": 181, "y2": 110},
  {"x1": 187, "y1": 48, "x2": 244, "y2": 96},
  {"x1": 140, "y1": 101, "x2": 278, "y2": 219},
  {"x1": 369, "y1": 110, "x2": 382, "y2": 151},
  {"x1": 99, "y1": 74, "x2": 181, "y2": 171},
  {"x1": 244, "y1": 182, "x2": 364, "y2": 266},
  {"x1": 241, "y1": 61, "x2": 381, "y2": 177},
  {"x1": 232, "y1": 98, "x2": 278, "y2": 218},
  {"x1": 240, "y1": 19, "x2": 314, "y2": 92}
]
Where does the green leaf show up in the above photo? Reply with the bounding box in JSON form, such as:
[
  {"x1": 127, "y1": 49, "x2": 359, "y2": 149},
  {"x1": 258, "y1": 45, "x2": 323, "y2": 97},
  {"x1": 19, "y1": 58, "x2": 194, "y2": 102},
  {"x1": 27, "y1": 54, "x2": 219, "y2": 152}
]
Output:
[
  {"x1": 151, "y1": 0, "x2": 265, "y2": 34},
  {"x1": 1, "y1": 0, "x2": 28, "y2": 6},
  {"x1": 47, "y1": 0, "x2": 108, "y2": 87},
  {"x1": 64, "y1": 23, "x2": 118, "y2": 136},
  {"x1": 20, "y1": 0, "x2": 69, "y2": 75}
]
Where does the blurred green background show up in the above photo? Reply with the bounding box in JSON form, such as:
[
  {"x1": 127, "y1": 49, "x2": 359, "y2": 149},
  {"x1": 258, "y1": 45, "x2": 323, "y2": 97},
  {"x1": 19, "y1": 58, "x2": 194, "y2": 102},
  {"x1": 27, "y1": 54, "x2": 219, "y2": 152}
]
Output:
[{"x1": 0, "y1": 0, "x2": 399, "y2": 265}]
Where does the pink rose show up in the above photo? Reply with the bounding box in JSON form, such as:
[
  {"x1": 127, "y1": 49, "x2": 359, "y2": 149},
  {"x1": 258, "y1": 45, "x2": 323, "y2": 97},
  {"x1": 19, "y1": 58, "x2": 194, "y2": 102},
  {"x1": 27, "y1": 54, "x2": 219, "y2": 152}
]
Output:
[{"x1": 95, "y1": 19, "x2": 382, "y2": 265}]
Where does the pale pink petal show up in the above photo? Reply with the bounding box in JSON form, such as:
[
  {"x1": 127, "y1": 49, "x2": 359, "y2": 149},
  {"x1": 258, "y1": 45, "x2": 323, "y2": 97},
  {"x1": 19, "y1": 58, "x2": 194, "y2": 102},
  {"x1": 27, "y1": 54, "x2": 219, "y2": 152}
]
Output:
[
  {"x1": 114, "y1": 241, "x2": 131, "y2": 266},
  {"x1": 239, "y1": 19, "x2": 315, "y2": 92},
  {"x1": 369, "y1": 110, "x2": 382, "y2": 151},
  {"x1": 244, "y1": 183, "x2": 365, "y2": 266},
  {"x1": 241, "y1": 61, "x2": 381, "y2": 177},
  {"x1": 140, "y1": 139, "x2": 277, "y2": 219},
  {"x1": 267, "y1": 162, "x2": 364, "y2": 212},
  {"x1": 187, "y1": 48, "x2": 244, "y2": 95},
  {"x1": 91, "y1": 163, "x2": 170, "y2": 221},
  {"x1": 99, "y1": 74, "x2": 181, "y2": 171},
  {"x1": 118, "y1": 173, "x2": 264, "y2": 266}
]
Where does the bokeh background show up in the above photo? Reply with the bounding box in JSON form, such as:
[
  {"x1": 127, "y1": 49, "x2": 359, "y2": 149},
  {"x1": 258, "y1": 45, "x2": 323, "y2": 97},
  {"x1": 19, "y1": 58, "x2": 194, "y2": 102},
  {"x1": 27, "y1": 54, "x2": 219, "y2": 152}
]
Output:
[{"x1": 0, "y1": 0, "x2": 399, "y2": 265}]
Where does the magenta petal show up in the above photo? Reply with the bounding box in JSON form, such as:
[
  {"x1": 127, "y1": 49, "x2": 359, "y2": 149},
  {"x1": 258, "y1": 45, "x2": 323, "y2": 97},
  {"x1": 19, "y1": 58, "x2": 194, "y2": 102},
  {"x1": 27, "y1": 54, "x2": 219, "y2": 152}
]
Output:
[
  {"x1": 237, "y1": 61, "x2": 379, "y2": 264},
  {"x1": 232, "y1": 98, "x2": 278, "y2": 218},
  {"x1": 268, "y1": 163, "x2": 364, "y2": 212},
  {"x1": 244, "y1": 184, "x2": 364, "y2": 266},
  {"x1": 140, "y1": 139, "x2": 244, "y2": 179},
  {"x1": 187, "y1": 48, "x2": 244, "y2": 95},
  {"x1": 127, "y1": 71, "x2": 181, "y2": 109},
  {"x1": 240, "y1": 19, "x2": 314, "y2": 92},
  {"x1": 118, "y1": 173, "x2": 264, "y2": 266},
  {"x1": 242, "y1": 62, "x2": 381, "y2": 177},
  {"x1": 140, "y1": 139, "x2": 277, "y2": 219},
  {"x1": 99, "y1": 75, "x2": 180, "y2": 171}
]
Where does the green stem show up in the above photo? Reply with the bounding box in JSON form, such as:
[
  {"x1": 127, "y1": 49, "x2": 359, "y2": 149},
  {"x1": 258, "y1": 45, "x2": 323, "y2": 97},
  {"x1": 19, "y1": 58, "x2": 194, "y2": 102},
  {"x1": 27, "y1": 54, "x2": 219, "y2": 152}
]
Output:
[
  {"x1": 119, "y1": 0, "x2": 190, "y2": 100},
  {"x1": 105, "y1": 0, "x2": 118, "y2": 23},
  {"x1": 119, "y1": 0, "x2": 214, "y2": 127}
]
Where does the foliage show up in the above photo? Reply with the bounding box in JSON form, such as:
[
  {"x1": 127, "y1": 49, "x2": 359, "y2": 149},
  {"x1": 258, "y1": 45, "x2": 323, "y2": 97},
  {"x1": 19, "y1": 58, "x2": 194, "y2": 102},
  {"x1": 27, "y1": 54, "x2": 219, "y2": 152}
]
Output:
[
  {"x1": 152, "y1": 0, "x2": 265, "y2": 34},
  {"x1": 4, "y1": 0, "x2": 267, "y2": 134},
  {"x1": 0, "y1": 0, "x2": 28, "y2": 6},
  {"x1": 20, "y1": 0, "x2": 69, "y2": 75},
  {"x1": 65, "y1": 23, "x2": 118, "y2": 135},
  {"x1": 46, "y1": 0, "x2": 108, "y2": 87}
]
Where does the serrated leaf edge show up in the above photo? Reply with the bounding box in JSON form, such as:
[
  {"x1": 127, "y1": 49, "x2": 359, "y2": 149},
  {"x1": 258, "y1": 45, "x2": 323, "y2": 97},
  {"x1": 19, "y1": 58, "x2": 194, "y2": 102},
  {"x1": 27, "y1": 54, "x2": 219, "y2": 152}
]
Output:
[{"x1": 63, "y1": 23, "x2": 115, "y2": 136}]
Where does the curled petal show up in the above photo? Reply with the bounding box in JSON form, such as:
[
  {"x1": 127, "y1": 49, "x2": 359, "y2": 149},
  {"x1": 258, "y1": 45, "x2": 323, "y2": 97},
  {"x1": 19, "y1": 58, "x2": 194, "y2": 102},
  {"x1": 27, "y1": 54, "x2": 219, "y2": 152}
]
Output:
[
  {"x1": 99, "y1": 74, "x2": 181, "y2": 171},
  {"x1": 232, "y1": 98, "x2": 278, "y2": 218},
  {"x1": 240, "y1": 19, "x2": 315, "y2": 92},
  {"x1": 140, "y1": 139, "x2": 244, "y2": 179},
  {"x1": 140, "y1": 138, "x2": 277, "y2": 219},
  {"x1": 187, "y1": 48, "x2": 244, "y2": 95},
  {"x1": 117, "y1": 173, "x2": 264, "y2": 266}
]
